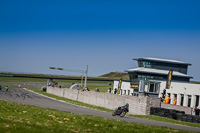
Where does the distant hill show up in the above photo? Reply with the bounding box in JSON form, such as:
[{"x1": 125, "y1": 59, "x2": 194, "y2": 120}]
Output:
[{"x1": 98, "y1": 72, "x2": 129, "y2": 80}]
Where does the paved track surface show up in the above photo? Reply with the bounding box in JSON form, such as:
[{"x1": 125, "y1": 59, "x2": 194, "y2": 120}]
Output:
[{"x1": 0, "y1": 87, "x2": 200, "y2": 132}]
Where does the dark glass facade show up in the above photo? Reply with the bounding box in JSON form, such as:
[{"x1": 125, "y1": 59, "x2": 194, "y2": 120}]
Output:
[
  {"x1": 138, "y1": 60, "x2": 188, "y2": 74},
  {"x1": 129, "y1": 72, "x2": 190, "y2": 83}
]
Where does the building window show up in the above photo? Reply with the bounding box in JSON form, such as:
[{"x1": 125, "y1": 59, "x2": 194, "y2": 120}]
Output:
[
  {"x1": 138, "y1": 61, "x2": 143, "y2": 67},
  {"x1": 138, "y1": 74, "x2": 164, "y2": 81},
  {"x1": 124, "y1": 90, "x2": 126, "y2": 95},
  {"x1": 143, "y1": 61, "x2": 151, "y2": 68},
  {"x1": 149, "y1": 83, "x2": 154, "y2": 92},
  {"x1": 188, "y1": 95, "x2": 191, "y2": 107},
  {"x1": 167, "y1": 93, "x2": 171, "y2": 103},
  {"x1": 128, "y1": 90, "x2": 130, "y2": 95},
  {"x1": 154, "y1": 83, "x2": 160, "y2": 93},
  {"x1": 180, "y1": 94, "x2": 184, "y2": 106},
  {"x1": 144, "y1": 82, "x2": 149, "y2": 92},
  {"x1": 196, "y1": 95, "x2": 200, "y2": 107},
  {"x1": 174, "y1": 94, "x2": 177, "y2": 99},
  {"x1": 129, "y1": 73, "x2": 138, "y2": 82},
  {"x1": 139, "y1": 80, "x2": 160, "y2": 93}
]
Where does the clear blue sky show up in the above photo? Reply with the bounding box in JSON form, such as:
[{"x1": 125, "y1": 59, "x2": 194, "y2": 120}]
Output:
[{"x1": 0, "y1": 0, "x2": 200, "y2": 81}]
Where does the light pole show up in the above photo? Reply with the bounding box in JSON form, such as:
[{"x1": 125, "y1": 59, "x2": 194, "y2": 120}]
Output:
[
  {"x1": 49, "y1": 65, "x2": 88, "y2": 88},
  {"x1": 84, "y1": 65, "x2": 88, "y2": 88}
]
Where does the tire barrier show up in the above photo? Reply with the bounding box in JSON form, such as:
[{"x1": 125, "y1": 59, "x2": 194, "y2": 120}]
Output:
[{"x1": 150, "y1": 107, "x2": 200, "y2": 123}]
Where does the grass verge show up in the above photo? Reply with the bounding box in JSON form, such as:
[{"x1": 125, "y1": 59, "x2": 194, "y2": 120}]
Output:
[
  {"x1": 60, "y1": 85, "x2": 112, "y2": 93},
  {"x1": 0, "y1": 100, "x2": 192, "y2": 133},
  {"x1": 84, "y1": 85, "x2": 111, "y2": 93},
  {"x1": 26, "y1": 87, "x2": 114, "y2": 113},
  {"x1": 128, "y1": 114, "x2": 200, "y2": 128},
  {"x1": 27, "y1": 87, "x2": 200, "y2": 129}
]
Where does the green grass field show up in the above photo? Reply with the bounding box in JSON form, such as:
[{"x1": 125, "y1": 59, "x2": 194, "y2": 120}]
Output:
[
  {"x1": 0, "y1": 76, "x2": 113, "y2": 84},
  {"x1": 83, "y1": 85, "x2": 111, "y2": 93},
  {"x1": 0, "y1": 76, "x2": 113, "y2": 93},
  {"x1": 0, "y1": 72, "x2": 115, "y2": 83},
  {"x1": 0, "y1": 100, "x2": 192, "y2": 133},
  {"x1": 61, "y1": 84, "x2": 112, "y2": 93}
]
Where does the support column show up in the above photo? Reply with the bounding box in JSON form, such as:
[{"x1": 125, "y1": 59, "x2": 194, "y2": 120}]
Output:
[
  {"x1": 191, "y1": 95, "x2": 196, "y2": 108},
  {"x1": 170, "y1": 93, "x2": 174, "y2": 104},
  {"x1": 177, "y1": 93, "x2": 181, "y2": 106},
  {"x1": 183, "y1": 94, "x2": 188, "y2": 107}
]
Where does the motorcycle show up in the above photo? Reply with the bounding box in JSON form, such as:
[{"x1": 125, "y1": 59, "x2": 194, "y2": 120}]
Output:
[{"x1": 112, "y1": 105, "x2": 129, "y2": 117}]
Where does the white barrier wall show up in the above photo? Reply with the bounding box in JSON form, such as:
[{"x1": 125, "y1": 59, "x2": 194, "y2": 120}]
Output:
[{"x1": 47, "y1": 86, "x2": 160, "y2": 115}]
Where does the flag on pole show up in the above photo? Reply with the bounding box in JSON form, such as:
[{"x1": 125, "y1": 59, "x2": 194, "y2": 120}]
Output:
[
  {"x1": 166, "y1": 69, "x2": 173, "y2": 89},
  {"x1": 117, "y1": 79, "x2": 122, "y2": 94}
]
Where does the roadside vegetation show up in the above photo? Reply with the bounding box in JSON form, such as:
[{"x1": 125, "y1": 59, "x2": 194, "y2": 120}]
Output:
[
  {"x1": 26, "y1": 87, "x2": 200, "y2": 128},
  {"x1": 0, "y1": 100, "x2": 192, "y2": 133},
  {"x1": 26, "y1": 87, "x2": 114, "y2": 113},
  {"x1": 129, "y1": 114, "x2": 200, "y2": 128}
]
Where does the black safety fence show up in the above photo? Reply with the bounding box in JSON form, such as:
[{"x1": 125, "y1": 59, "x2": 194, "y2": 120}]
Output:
[
  {"x1": 150, "y1": 107, "x2": 200, "y2": 123},
  {"x1": 195, "y1": 108, "x2": 200, "y2": 116}
]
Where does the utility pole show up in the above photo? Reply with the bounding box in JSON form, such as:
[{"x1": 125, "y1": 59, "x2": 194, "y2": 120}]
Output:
[{"x1": 84, "y1": 65, "x2": 88, "y2": 88}]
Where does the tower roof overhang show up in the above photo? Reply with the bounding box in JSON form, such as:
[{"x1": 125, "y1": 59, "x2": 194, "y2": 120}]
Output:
[
  {"x1": 133, "y1": 57, "x2": 192, "y2": 66},
  {"x1": 125, "y1": 67, "x2": 193, "y2": 79}
]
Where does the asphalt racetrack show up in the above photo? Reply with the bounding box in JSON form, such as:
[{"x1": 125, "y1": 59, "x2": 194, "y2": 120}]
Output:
[{"x1": 0, "y1": 87, "x2": 200, "y2": 132}]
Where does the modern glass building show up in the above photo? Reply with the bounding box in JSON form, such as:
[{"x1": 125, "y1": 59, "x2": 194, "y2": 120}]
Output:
[
  {"x1": 113, "y1": 57, "x2": 200, "y2": 108},
  {"x1": 125, "y1": 57, "x2": 193, "y2": 84}
]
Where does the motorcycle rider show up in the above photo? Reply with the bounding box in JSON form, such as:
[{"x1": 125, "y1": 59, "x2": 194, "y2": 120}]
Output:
[
  {"x1": 124, "y1": 103, "x2": 129, "y2": 112},
  {"x1": 112, "y1": 103, "x2": 129, "y2": 117},
  {"x1": 118, "y1": 103, "x2": 129, "y2": 112}
]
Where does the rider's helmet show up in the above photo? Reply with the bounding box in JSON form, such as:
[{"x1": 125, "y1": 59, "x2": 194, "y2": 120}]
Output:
[{"x1": 125, "y1": 103, "x2": 129, "y2": 107}]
